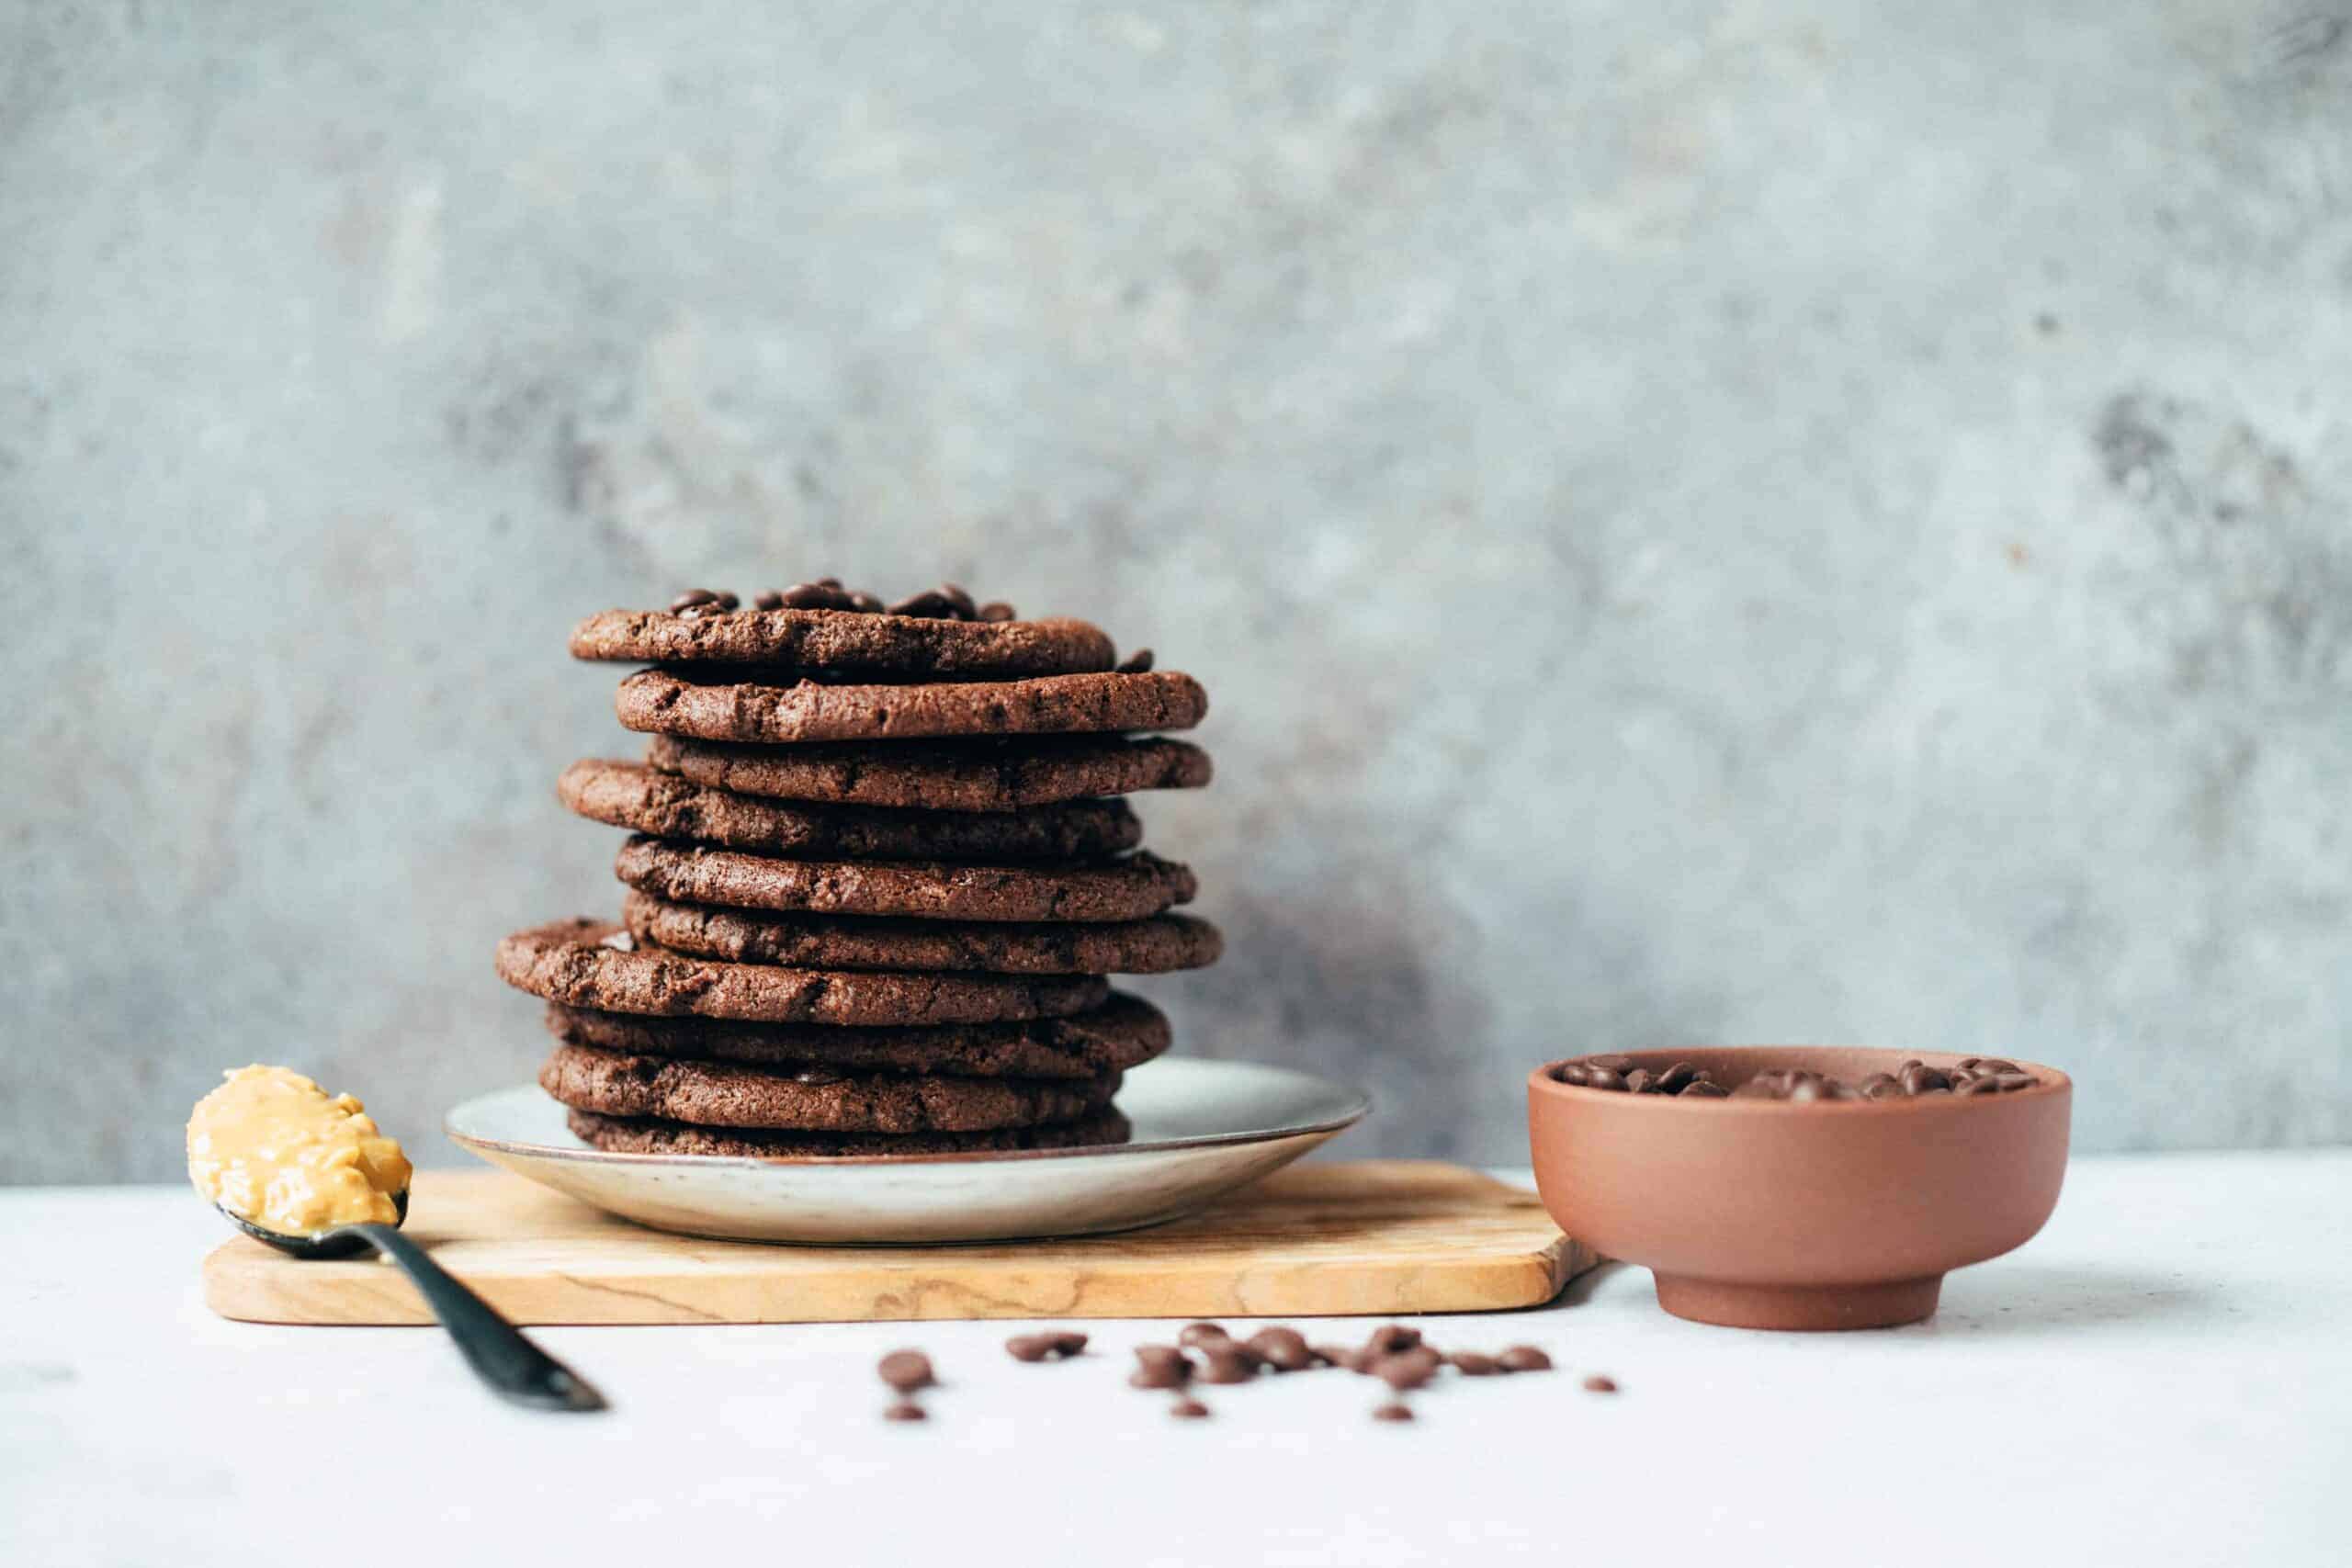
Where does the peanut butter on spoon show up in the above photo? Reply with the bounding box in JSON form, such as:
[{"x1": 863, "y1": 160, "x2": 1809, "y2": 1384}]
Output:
[
  {"x1": 187, "y1": 1066, "x2": 413, "y2": 1235},
  {"x1": 186, "y1": 1064, "x2": 603, "y2": 1412}
]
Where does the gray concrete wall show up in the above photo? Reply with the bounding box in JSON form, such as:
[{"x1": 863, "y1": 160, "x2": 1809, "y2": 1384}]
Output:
[{"x1": 4, "y1": 1, "x2": 2348, "y2": 1182}]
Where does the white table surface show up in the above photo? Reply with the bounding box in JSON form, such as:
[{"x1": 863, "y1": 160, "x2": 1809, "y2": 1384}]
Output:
[{"x1": 5, "y1": 1150, "x2": 2348, "y2": 1568}]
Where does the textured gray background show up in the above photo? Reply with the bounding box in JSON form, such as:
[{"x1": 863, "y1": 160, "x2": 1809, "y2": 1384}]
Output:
[{"x1": 4, "y1": 1, "x2": 2349, "y2": 1183}]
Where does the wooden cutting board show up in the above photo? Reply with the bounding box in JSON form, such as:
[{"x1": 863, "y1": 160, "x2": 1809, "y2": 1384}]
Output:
[{"x1": 202, "y1": 1160, "x2": 1596, "y2": 1325}]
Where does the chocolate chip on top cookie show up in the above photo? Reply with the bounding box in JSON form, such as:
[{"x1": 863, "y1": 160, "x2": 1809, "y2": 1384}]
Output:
[{"x1": 570, "y1": 581, "x2": 1115, "y2": 674}]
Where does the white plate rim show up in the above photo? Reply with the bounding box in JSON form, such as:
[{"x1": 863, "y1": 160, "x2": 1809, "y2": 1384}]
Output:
[{"x1": 444, "y1": 1060, "x2": 1373, "y2": 1171}]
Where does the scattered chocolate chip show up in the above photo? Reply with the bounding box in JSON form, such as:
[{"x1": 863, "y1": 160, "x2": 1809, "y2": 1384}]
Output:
[
  {"x1": 848, "y1": 590, "x2": 886, "y2": 612},
  {"x1": 1496, "y1": 1346, "x2": 1553, "y2": 1373},
  {"x1": 1623, "y1": 1067, "x2": 1655, "y2": 1094},
  {"x1": 883, "y1": 1399, "x2": 927, "y2": 1422},
  {"x1": 877, "y1": 1349, "x2": 934, "y2": 1393},
  {"x1": 1311, "y1": 1344, "x2": 1363, "y2": 1371},
  {"x1": 1446, "y1": 1351, "x2": 1500, "y2": 1376},
  {"x1": 752, "y1": 591, "x2": 786, "y2": 610},
  {"x1": 1198, "y1": 1348, "x2": 1259, "y2": 1384},
  {"x1": 977, "y1": 601, "x2": 1017, "y2": 622},
  {"x1": 1363, "y1": 1325, "x2": 1422, "y2": 1358},
  {"x1": 1170, "y1": 1397, "x2": 1210, "y2": 1420},
  {"x1": 1177, "y1": 1322, "x2": 1230, "y2": 1349},
  {"x1": 1129, "y1": 1346, "x2": 1193, "y2": 1390},
  {"x1": 1247, "y1": 1327, "x2": 1315, "y2": 1371},
  {"x1": 1373, "y1": 1353, "x2": 1438, "y2": 1392},
  {"x1": 1004, "y1": 1331, "x2": 1089, "y2": 1361},
  {"x1": 1114, "y1": 648, "x2": 1155, "y2": 673},
  {"x1": 1581, "y1": 1374, "x2": 1619, "y2": 1394},
  {"x1": 1372, "y1": 1401, "x2": 1415, "y2": 1423}
]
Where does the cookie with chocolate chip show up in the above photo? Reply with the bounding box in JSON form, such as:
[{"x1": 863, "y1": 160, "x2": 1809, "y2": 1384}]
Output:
[
  {"x1": 495, "y1": 918, "x2": 1108, "y2": 1024},
  {"x1": 539, "y1": 1043, "x2": 1120, "y2": 1133},
  {"x1": 570, "y1": 604, "x2": 1114, "y2": 674},
  {"x1": 644, "y1": 733, "x2": 1213, "y2": 812},
  {"x1": 615, "y1": 667, "x2": 1208, "y2": 746},
  {"x1": 559, "y1": 760, "x2": 1143, "y2": 861},
  {"x1": 621, "y1": 892, "x2": 1223, "y2": 975},
  {"x1": 565, "y1": 1107, "x2": 1134, "y2": 1158},
  {"x1": 613, "y1": 839, "x2": 1197, "y2": 923},
  {"x1": 544, "y1": 992, "x2": 1171, "y2": 1077}
]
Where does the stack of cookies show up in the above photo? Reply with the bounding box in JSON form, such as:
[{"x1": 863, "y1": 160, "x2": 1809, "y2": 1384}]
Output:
[{"x1": 494, "y1": 581, "x2": 1217, "y2": 1157}]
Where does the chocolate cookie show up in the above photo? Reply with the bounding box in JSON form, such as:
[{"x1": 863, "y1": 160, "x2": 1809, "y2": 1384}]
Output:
[
  {"x1": 495, "y1": 919, "x2": 1108, "y2": 1024},
  {"x1": 545, "y1": 993, "x2": 1171, "y2": 1077},
  {"x1": 566, "y1": 1107, "x2": 1134, "y2": 1158},
  {"x1": 645, "y1": 733, "x2": 1214, "y2": 812},
  {"x1": 613, "y1": 839, "x2": 1198, "y2": 923},
  {"x1": 615, "y1": 667, "x2": 1208, "y2": 745},
  {"x1": 538, "y1": 1043, "x2": 1121, "y2": 1133},
  {"x1": 570, "y1": 606, "x2": 1114, "y2": 674},
  {"x1": 558, "y1": 760, "x2": 1143, "y2": 861},
  {"x1": 621, "y1": 892, "x2": 1223, "y2": 976}
]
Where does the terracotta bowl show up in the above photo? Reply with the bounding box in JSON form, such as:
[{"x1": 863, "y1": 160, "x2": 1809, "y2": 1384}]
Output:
[{"x1": 1527, "y1": 1048, "x2": 2072, "y2": 1330}]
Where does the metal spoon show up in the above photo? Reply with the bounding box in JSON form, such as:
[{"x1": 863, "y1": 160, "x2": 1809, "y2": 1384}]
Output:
[{"x1": 218, "y1": 1190, "x2": 605, "y2": 1412}]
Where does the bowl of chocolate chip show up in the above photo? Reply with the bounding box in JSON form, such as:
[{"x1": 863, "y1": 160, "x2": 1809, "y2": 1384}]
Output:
[{"x1": 1527, "y1": 1048, "x2": 2071, "y2": 1331}]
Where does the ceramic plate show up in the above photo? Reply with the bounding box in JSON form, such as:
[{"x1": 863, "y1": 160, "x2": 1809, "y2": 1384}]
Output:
[{"x1": 444, "y1": 1058, "x2": 1371, "y2": 1244}]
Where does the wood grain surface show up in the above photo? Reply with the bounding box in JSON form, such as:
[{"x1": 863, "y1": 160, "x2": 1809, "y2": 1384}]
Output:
[{"x1": 201, "y1": 1160, "x2": 1597, "y2": 1325}]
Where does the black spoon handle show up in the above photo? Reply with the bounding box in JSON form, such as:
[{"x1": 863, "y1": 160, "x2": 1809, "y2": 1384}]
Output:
[{"x1": 344, "y1": 1223, "x2": 606, "y2": 1411}]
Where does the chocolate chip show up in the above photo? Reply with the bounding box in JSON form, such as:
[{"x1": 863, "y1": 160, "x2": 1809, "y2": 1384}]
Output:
[
  {"x1": 670, "y1": 588, "x2": 738, "y2": 617},
  {"x1": 877, "y1": 1349, "x2": 934, "y2": 1393},
  {"x1": 1311, "y1": 1344, "x2": 1364, "y2": 1371},
  {"x1": 1176, "y1": 1322, "x2": 1230, "y2": 1349},
  {"x1": 772, "y1": 581, "x2": 862, "y2": 611},
  {"x1": 1170, "y1": 1397, "x2": 1211, "y2": 1420},
  {"x1": 1679, "y1": 1080, "x2": 1730, "y2": 1098},
  {"x1": 883, "y1": 1399, "x2": 927, "y2": 1422},
  {"x1": 1623, "y1": 1067, "x2": 1656, "y2": 1094},
  {"x1": 976, "y1": 601, "x2": 1017, "y2": 623},
  {"x1": 1653, "y1": 1063, "x2": 1700, "y2": 1095},
  {"x1": 1496, "y1": 1346, "x2": 1552, "y2": 1373},
  {"x1": 1551, "y1": 1061, "x2": 1590, "y2": 1086},
  {"x1": 1953, "y1": 1075, "x2": 2001, "y2": 1097},
  {"x1": 1005, "y1": 1331, "x2": 1087, "y2": 1362},
  {"x1": 1993, "y1": 1072, "x2": 2037, "y2": 1092},
  {"x1": 1363, "y1": 1325, "x2": 1422, "y2": 1358},
  {"x1": 1373, "y1": 1353, "x2": 1438, "y2": 1392},
  {"x1": 1447, "y1": 1351, "x2": 1500, "y2": 1376},
  {"x1": 1372, "y1": 1401, "x2": 1415, "y2": 1423},
  {"x1": 1114, "y1": 648, "x2": 1155, "y2": 673},
  {"x1": 1899, "y1": 1064, "x2": 1949, "y2": 1096},
  {"x1": 752, "y1": 591, "x2": 786, "y2": 611},
  {"x1": 1585, "y1": 1067, "x2": 1627, "y2": 1091},
  {"x1": 1247, "y1": 1327, "x2": 1315, "y2": 1371},
  {"x1": 1198, "y1": 1348, "x2": 1258, "y2": 1384},
  {"x1": 1129, "y1": 1346, "x2": 1192, "y2": 1390},
  {"x1": 848, "y1": 590, "x2": 886, "y2": 612},
  {"x1": 1581, "y1": 1374, "x2": 1619, "y2": 1393},
  {"x1": 889, "y1": 587, "x2": 976, "y2": 620}
]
